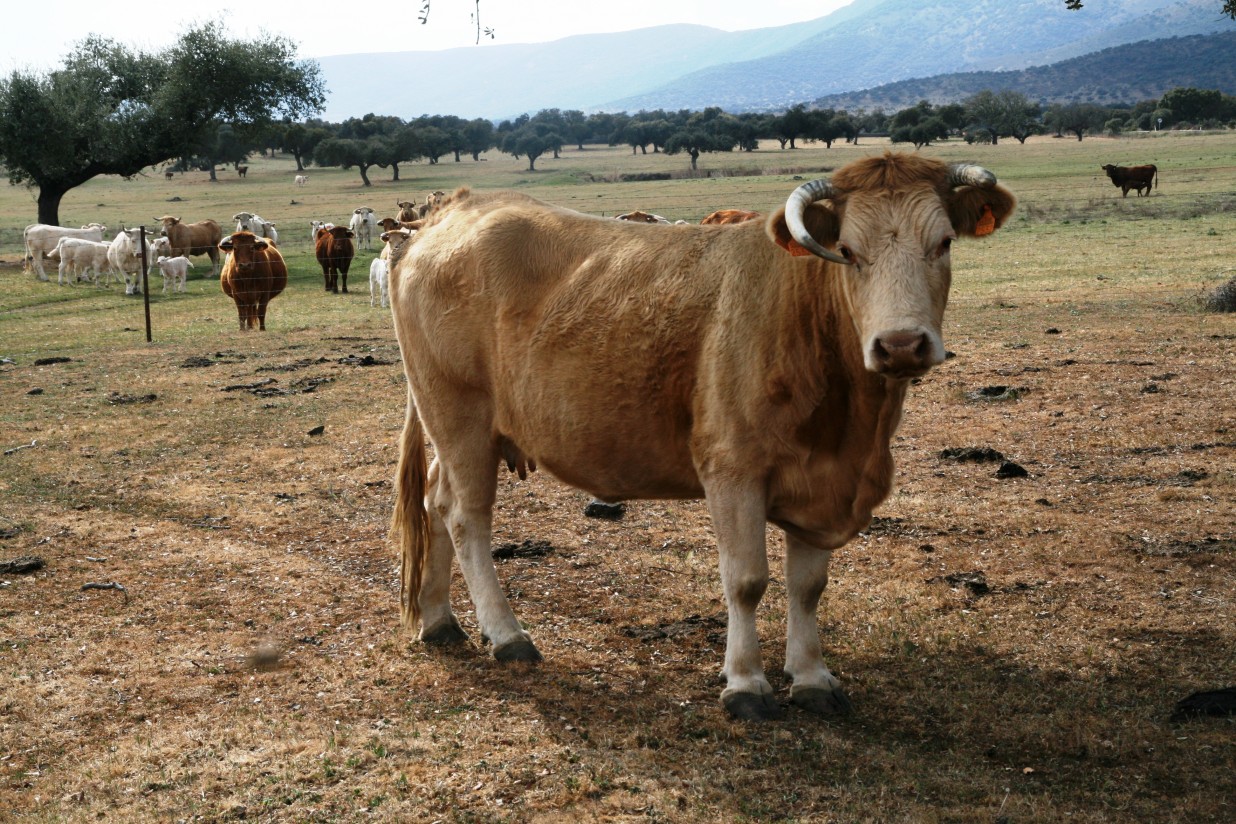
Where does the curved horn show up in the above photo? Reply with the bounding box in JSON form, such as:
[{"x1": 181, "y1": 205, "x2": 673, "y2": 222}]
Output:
[
  {"x1": 784, "y1": 178, "x2": 851, "y2": 265},
  {"x1": 948, "y1": 163, "x2": 997, "y2": 189}
]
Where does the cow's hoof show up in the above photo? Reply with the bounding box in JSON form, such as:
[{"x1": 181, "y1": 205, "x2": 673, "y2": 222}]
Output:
[
  {"x1": 790, "y1": 685, "x2": 853, "y2": 716},
  {"x1": 494, "y1": 638, "x2": 542, "y2": 663},
  {"x1": 723, "y1": 691, "x2": 784, "y2": 721},
  {"x1": 421, "y1": 616, "x2": 469, "y2": 645}
]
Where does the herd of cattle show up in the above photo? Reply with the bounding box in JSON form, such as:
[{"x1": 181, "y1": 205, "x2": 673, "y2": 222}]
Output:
[{"x1": 18, "y1": 161, "x2": 1155, "y2": 335}]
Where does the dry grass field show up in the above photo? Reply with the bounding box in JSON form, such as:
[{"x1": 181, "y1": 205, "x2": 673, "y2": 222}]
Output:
[{"x1": 1, "y1": 133, "x2": 1234, "y2": 822}]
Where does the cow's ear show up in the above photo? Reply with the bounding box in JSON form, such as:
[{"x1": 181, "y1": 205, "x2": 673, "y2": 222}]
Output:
[
  {"x1": 219, "y1": 235, "x2": 234, "y2": 251},
  {"x1": 947, "y1": 184, "x2": 1017, "y2": 238},
  {"x1": 767, "y1": 204, "x2": 840, "y2": 257},
  {"x1": 254, "y1": 239, "x2": 269, "y2": 250}
]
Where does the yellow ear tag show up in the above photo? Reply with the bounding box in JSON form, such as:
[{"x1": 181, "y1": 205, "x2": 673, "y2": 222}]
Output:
[{"x1": 975, "y1": 204, "x2": 996, "y2": 237}]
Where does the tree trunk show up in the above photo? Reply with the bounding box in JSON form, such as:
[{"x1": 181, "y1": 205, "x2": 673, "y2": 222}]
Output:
[
  {"x1": 689, "y1": 148, "x2": 699, "y2": 170},
  {"x1": 359, "y1": 164, "x2": 372, "y2": 186},
  {"x1": 391, "y1": 163, "x2": 401, "y2": 182},
  {"x1": 36, "y1": 183, "x2": 70, "y2": 226},
  {"x1": 454, "y1": 150, "x2": 462, "y2": 162}
]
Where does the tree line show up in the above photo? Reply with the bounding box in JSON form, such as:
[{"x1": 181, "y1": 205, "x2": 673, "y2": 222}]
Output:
[{"x1": 3, "y1": 23, "x2": 1233, "y2": 224}]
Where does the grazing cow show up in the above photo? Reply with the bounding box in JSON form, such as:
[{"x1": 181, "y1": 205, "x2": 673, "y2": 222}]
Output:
[
  {"x1": 237, "y1": 165, "x2": 248, "y2": 178},
  {"x1": 156, "y1": 255, "x2": 194, "y2": 294},
  {"x1": 314, "y1": 225, "x2": 356, "y2": 293},
  {"x1": 48, "y1": 237, "x2": 112, "y2": 286},
  {"x1": 23, "y1": 223, "x2": 107, "y2": 280},
  {"x1": 295, "y1": 174, "x2": 308, "y2": 187},
  {"x1": 1101, "y1": 163, "x2": 1157, "y2": 197},
  {"x1": 701, "y1": 208, "x2": 762, "y2": 226},
  {"x1": 219, "y1": 231, "x2": 287, "y2": 331},
  {"x1": 164, "y1": 170, "x2": 175, "y2": 180},
  {"x1": 616, "y1": 210, "x2": 671, "y2": 224},
  {"x1": 388, "y1": 152, "x2": 1016, "y2": 720},
  {"x1": 156, "y1": 216, "x2": 223, "y2": 277},
  {"x1": 232, "y1": 212, "x2": 279, "y2": 245},
  {"x1": 349, "y1": 207, "x2": 379, "y2": 250}
]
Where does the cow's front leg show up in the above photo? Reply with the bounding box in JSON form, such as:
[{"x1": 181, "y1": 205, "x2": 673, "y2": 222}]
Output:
[
  {"x1": 783, "y1": 534, "x2": 852, "y2": 715},
  {"x1": 706, "y1": 482, "x2": 780, "y2": 720}
]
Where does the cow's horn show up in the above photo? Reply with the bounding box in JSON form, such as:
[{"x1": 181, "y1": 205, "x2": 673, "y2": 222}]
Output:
[
  {"x1": 784, "y1": 179, "x2": 851, "y2": 265},
  {"x1": 948, "y1": 163, "x2": 997, "y2": 188}
]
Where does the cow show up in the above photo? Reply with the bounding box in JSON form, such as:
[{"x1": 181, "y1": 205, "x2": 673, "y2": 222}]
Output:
[
  {"x1": 314, "y1": 225, "x2": 356, "y2": 293},
  {"x1": 349, "y1": 207, "x2": 378, "y2": 250},
  {"x1": 310, "y1": 220, "x2": 334, "y2": 243},
  {"x1": 106, "y1": 228, "x2": 149, "y2": 295},
  {"x1": 48, "y1": 237, "x2": 111, "y2": 286},
  {"x1": 369, "y1": 258, "x2": 389, "y2": 309},
  {"x1": 701, "y1": 208, "x2": 763, "y2": 226},
  {"x1": 379, "y1": 226, "x2": 415, "y2": 263},
  {"x1": 418, "y1": 191, "x2": 447, "y2": 218},
  {"x1": 164, "y1": 169, "x2": 175, "y2": 181},
  {"x1": 396, "y1": 200, "x2": 418, "y2": 223},
  {"x1": 295, "y1": 174, "x2": 308, "y2": 187},
  {"x1": 232, "y1": 212, "x2": 278, "y2": 245},
  {"x1": 23, "y1": 223, "x2": 107, "y2": 280},
  {"x1": 1101, "y1": 163, "x2": 1157, "y2": 197},
  {"x1": 237, "y1": 165, "x2": 248, "y2": 178},
  {"x1": 616, "y1": 210, "x2": 671, "y2": 224},
  {"x1": 387, "y1": 152, "x2": 1016, "y2": 721},
  {"x1": 156, "y1": 216, "x2": 223, "y2": 277},
  {"x1": 156, "y1": 255, "x2": 194, "y2": 294},
  {"x1": 218, "y1": 231, "x2": 287, "y2": 331}
]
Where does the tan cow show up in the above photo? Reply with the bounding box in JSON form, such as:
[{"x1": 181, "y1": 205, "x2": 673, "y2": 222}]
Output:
[
  {"x1": 156, "y1": 216, "x2": 223, "y2": 277},
  {"x1": 219, "y1": 231, "x2": 287, "y2": 331},
  {"x1": 615, "y1": 210, "x2": 670, "y2": 224},
  {"x1": 388, "y1": 152, "x2": 1015, "y2": 720},
  {"x1": 700, "y1": 208, "x2": 762, "y2": 225},
  {"x1": 396, "y1": 200, "x2": 419, "y2": 223}
]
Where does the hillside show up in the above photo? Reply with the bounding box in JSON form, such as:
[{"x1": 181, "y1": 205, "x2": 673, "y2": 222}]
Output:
[
  {"x1": 808, "y1": 31, "x2": 1236, "y2": 110},
  {"x1": 316, "y1": 0, "x2": 1236, "y2": 119}
]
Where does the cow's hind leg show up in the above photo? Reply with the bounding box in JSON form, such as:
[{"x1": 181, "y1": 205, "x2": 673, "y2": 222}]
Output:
[
  {"x1": 430, "y1": 423, "x2": 540, "y2": 662},
  {"x1": 782, "y1": 535, "x2": 851, "y2": 716},
  {"x1": 416, "y1": 457, "x2": 469, "y2": 645},
  {"x1": 707, "y1": 481, "x2": 781, "y2": 720}
]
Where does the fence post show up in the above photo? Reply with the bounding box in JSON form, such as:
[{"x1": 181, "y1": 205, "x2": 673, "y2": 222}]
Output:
[{"x1": 140, "y1": 226, "x2": 152, "y2": 343}]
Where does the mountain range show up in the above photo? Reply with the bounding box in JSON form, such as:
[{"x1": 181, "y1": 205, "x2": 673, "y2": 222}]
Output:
[{"x1": 314, "y1": 0, "x2": 1236, "y2": 121}]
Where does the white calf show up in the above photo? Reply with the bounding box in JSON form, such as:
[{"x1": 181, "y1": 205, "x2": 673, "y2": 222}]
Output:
[
  {"x1": 310, "y1": 220, "x2": 334, "y2": 243},
  {"x1": 295, "y1": 174, "x2": 308, "y2": 187},
  {"x1": 49, "y1": 237, "x2": 112, "y2": 286},
  {"x1": 24, "y1": 223, "x2": 107, "y2": 280},
  {"x1": 156, "y1": 255, "x2": 194, "y2": 294},
  {"x1": 233, "y1": 212, "x2": 279, "y2": 245},
  {"x1": 349, "y1": 207, "x2": 377, "y2": 250},
  {"x1": 369, "y1": 257, "x2": 389, "y2": 308}
]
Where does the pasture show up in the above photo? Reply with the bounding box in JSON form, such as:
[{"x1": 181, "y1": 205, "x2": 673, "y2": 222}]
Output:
[{"x1": 1, "y1": 134, "x2": 1234, "y2": 822}]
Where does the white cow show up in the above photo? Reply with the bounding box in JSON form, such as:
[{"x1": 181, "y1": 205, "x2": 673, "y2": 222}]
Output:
[
  {"x1": 310, "y1": 220, "x2": 334, "y2": 243},
  {"x1": 156, "y1": 255, "x2": 194, "y2": 294},
  {"x1": 369, "y1": 257, "x2": 389, "y2": 308},
  {"x1": 233, "y1": 212, "x2": 279, "y2": 245},
  {"x1": 23, "y1": 223, "x2": 107, "y2": 280},
  {"x1": 106, "y1": 228, "x2": 151, "y2": 295},
  {"x1": 48, "y1": 237, "x2": 112, "y2": 286},
  {"x1": 295, "y1": 174, "x2": 308, "y2": 187},
  {"x1": 349, "y1": 207, "x2": 378, "y2": 250}
]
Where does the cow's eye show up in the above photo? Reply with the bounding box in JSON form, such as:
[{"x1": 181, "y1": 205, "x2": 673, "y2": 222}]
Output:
[
  {"x1": 936, "y1": 237, "x2": 953, "y2": 258},
  {"x1": 838, "y1": 244, "x2": 854, "y2": 261}
]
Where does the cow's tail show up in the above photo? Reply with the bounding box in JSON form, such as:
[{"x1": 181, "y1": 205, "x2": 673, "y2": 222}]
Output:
[{"x1": 391, "y1": 391, "x2": 429, "y2": 631}]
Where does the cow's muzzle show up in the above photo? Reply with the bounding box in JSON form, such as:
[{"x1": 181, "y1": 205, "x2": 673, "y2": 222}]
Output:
[{"x1": 869, "y1": 329, "x2": 942, "y2": 378}]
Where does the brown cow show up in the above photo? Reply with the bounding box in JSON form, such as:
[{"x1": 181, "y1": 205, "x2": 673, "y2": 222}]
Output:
[
  {"x1": 396, "y1": 200, "x2": 419, "y2": 223},
  {"x1": 700, "y1": 208, "x2": 762, "y2": 225},
  {"x1": 156, "y1": 216, "x2": 223, "y2": 277},
  {"x1": 218, "y1": 231, "x2": 287, "y2": 331},
  {"x1": 236, "y1": 165, "x2": 248, "y2": 178},
  {"x1": 1101, "y1": 163, "x2": 1157, "y2": 197},
  {"x1": 314, "y1": 225, "x2": 356, "y2": 293},
  {"x1": 388, "y1": 152, "x2": 1016, "y2": 720}
]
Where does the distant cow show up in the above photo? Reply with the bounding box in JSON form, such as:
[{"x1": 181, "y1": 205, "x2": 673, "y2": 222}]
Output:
[
  {"x1": 349, "y1": 207, "x2": 378, "y2": 250},
  {"x1": 156, "y1": 216, "x2": 223, "y2": 277},
  {"x1": 219, "y1": 231, "x2": 287, "y2": 331},
  {"x1": 315, "y1": 225, "x2": 356, "y2": 293},
  {"x1": 616, "y1": 210, "x2": 671, "y2": 224},
  {"x1": 237, "y1": 165, "x2": 248, "y2": 178},
  {"x1": 164, "y1": 170, "x2": 175, "y2": 181},
  {"x1": 1101, "y1": 163, "x2": 1157, "y2": 197},
  {"x1": 295, "y1": 174, "x2": 308, "y2": 187},
  {"x1": 701, "y1": 209, "x2": 762, "y2": 226},
  {"x1": 388, "y1": 152, "x2": 1016, "y2": 720}
]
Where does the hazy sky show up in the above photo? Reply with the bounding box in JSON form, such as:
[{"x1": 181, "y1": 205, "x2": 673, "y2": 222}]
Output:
[{"x1": 1, "y1": 0, "x2": 856, "y2": 73}]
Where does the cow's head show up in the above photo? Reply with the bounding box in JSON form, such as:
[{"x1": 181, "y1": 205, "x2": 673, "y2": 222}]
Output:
[
  {"x1": 771, "y1": 152, "x2": 1016, "y2": 379},
  {"x1": 220, "y1": 231, "x2": 270, "y2": 272},
  {"x1": 157, "y1": 215, "x2": 181, "y2": 231}
]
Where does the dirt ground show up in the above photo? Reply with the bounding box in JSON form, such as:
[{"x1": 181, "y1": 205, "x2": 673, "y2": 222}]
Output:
[{"x1": 1, "y1": 265, "x2": 1234, "y2": 821}]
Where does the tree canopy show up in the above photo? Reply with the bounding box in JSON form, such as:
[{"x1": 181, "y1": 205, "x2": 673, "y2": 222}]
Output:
[{"x1": 0, "y1": 23, "x2": 324, "y2": 225}]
